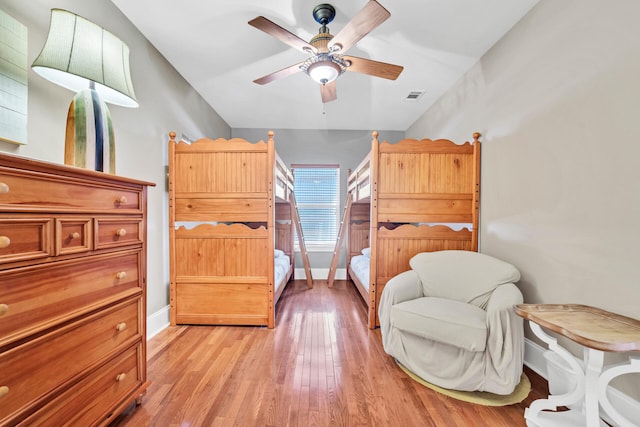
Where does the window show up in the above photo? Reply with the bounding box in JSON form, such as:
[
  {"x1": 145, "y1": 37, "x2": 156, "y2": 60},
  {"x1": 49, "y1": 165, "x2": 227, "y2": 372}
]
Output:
[{"x1": 292, "y1": 165, "x2": 340, "y2": 251}]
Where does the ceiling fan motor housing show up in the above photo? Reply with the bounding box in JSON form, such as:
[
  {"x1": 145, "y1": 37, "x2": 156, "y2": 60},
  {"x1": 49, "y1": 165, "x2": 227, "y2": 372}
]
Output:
[{"x1": 313, "y1": 4, "x2": 336, "y2": 25}]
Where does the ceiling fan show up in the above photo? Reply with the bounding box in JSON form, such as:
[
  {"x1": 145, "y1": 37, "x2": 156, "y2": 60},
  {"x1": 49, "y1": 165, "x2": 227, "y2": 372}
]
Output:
[{"x1": 248, "y1": 1, "x2": 403, "y2": 103}]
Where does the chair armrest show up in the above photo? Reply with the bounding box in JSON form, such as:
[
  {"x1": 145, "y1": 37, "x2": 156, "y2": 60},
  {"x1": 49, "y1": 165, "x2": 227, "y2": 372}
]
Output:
[
  {"x1": 381, "y1": 270, "x2": 423, "y2": 306},
  {"x1": 379, "y1": 270, "x2": 423, "y2": 348},
  {"x1": 486, "y1": 282, "x2": 523, "y2": 316},
  {"x1": 484, "y1": 283, "x2": 525, "y2": 393}
]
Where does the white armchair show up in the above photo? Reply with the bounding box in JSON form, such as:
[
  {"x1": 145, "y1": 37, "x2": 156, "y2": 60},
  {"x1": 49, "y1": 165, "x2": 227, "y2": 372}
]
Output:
[{"x1": 378, "y1": 250, "x2": 524, "y2": 395}]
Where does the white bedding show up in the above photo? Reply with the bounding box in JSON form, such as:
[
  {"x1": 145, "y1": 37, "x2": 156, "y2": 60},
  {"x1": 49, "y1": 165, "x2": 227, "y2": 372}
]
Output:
[
  {"x1": 274, "y1": 254, "x2": 291, "y2": 291},
  {"x1": 350, "y1": 254, "x2": 370, "y2": 292}
]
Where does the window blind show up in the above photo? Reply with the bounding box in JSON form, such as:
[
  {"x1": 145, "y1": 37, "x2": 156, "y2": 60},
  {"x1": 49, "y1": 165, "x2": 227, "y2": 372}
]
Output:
[{"x1": 293, "y1": 165, "x2": 340, "y2": 248}]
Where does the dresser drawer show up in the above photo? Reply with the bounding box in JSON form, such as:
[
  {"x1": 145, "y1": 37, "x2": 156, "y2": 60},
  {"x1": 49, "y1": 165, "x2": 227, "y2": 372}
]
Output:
[
  {"x1": 55, "y1": 217, "x2": 93, "y2": 255},
  {"x1": 0, "y1": 298, "x2": 142, "y2": 425},
  {"x1": 94, "y1": 218, "x2": 143, "y2": 250},
  {"x1": 0, "y1": 250, "x2": 142, "y2": 345},
  {"x1": 21, "y1": 343, "x2": 144, "y2": 427},
  {"x1": 0, "y1": 218, "x2": 53, "y2": 264},
  {"x1": 0, "y1": 169, "x2": 142, "y2": 213}
]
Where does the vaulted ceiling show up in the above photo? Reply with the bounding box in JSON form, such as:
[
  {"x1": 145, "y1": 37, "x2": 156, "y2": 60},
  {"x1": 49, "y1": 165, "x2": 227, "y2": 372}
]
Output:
[{"x1": 111, "y1": 0, "x2": 539, "y2": 131}]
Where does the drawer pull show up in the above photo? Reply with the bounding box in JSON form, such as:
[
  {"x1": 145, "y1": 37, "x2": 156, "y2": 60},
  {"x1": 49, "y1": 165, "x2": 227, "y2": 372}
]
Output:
[
  {"x1": 115, "y1": 322, "x2": 127, "y2": 332},
  {"x1": 115, "y1": 228, "x2": 127, "y2": 237},
  {"x1": 116, "y1": 195, "x2": 127, "y2": 205},
  {"x1": 116, "y1": 271, "x2": 127, "y2": 280},
  {"x1": 116, "y1": 373, "x2": 127, "y2": 382},
  {"x1": 0, "y1": 236, "x2": 9, "y2": 249},
  {"x1": 69, "y1": 232, "x2": 81, "y2": 239},
  {"x1": 0, "y1": 386, "x2": 8, "y2": 399},
  {"x1": 0, "y1": 182, "x2": 8, "y2": 193},
  {"x1": 0, "y1": 304, "x2": 8, "y2": 316}
]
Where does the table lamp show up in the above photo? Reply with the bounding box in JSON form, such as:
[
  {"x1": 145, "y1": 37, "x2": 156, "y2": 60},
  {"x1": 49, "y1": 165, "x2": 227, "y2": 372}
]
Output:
[{"x1": 31, "y1": 9, "x2": 138, "y2": 173}]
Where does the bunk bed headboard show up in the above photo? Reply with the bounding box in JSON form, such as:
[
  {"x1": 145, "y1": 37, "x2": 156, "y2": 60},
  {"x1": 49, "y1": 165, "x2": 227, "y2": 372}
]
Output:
[
  {"x1": 169, "y1": 132, "x2": 277, "y2": 223},
  {"x1": 372, "y1": 132, "x2": 480, "y2": 234}
]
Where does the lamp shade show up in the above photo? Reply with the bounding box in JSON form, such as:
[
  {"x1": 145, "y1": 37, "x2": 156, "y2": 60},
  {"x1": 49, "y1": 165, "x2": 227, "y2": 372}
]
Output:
[{"x1": 32, "y1": 9, "x2": 137, "y2": 108}]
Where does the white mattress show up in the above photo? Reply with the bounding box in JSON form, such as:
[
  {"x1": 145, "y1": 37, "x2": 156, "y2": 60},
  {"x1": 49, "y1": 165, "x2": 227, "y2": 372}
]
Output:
[
  {"x1": 350, "y1": 254, "x2": 370, "y2": 292},
  {"x1": 274, "y1": 254, "x2": 291, "y2": 291}
]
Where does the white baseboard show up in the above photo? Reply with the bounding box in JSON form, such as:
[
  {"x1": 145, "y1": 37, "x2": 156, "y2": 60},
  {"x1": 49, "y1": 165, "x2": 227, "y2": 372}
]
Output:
[
  {"x1": 295, "y1": 267, "x2": 346, "y2": 280},
  {"x1": 147, "y1": 305, "x2": 170, "y2": 340},
  {"x1": 524, "y1": 338, "x2": 640, "y2": 426}
]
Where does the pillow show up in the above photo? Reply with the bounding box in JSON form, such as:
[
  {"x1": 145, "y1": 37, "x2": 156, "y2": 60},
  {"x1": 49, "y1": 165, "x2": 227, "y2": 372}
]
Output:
[
  {"x1": 409, "y1": 250, "x2": 520, "y2": 307},
  {"x1": 274, "y1": 249, "x2": 285, "y2": 258},
  {"x1": 361, "y1": 247, "x2": 371, "y2": 258}
]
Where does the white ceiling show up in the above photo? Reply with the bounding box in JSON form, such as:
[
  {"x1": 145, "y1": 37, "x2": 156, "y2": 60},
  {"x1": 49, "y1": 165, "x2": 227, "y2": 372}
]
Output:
[{"x1": 111, "y1": 0, "x2": 538, "y2": 131}]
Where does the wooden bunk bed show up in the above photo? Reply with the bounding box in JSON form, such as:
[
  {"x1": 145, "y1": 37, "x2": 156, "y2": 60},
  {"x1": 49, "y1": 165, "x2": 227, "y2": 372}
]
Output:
[
  {"x1": 168, "y1": 131, "x2": 311, "y2": 329},
  {"x1": 329, "y1": 131, "x2": 481, "y2": 328}
]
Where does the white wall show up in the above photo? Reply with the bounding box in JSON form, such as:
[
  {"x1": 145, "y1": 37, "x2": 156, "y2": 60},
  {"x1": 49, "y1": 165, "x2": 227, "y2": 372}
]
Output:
[
  {"x1": 407, "y1": 0, "x2": 640, "y2": 399},
  {"x1": 0, "y1": 0, "x2": 231, "y2": 315}
]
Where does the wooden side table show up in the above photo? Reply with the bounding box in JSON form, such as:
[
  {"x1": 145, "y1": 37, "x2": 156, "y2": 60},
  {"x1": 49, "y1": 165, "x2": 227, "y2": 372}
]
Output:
[{"x1": 515, "y1": 304, "x2": 640, "y2": 427}]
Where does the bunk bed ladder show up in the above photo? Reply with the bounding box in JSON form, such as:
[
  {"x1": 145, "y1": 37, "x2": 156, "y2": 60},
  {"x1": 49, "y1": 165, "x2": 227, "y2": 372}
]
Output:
[
  {"x1": 290, "y1": 194, "x2": 313, "y2": 288},
  {"x1": 327, "y1": 196, "x2": 352, "y2": 287}
]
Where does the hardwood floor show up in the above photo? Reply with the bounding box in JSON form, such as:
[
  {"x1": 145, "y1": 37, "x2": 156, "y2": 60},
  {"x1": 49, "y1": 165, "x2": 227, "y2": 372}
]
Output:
[{"x1": 111, "y1": 280, "x2": 549, "y2": 426}]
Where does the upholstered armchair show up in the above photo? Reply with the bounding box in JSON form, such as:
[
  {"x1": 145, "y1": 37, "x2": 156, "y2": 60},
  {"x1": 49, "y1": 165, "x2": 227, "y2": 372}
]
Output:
[{"x1": 378, "y1": 250, "x2": 524, "y2": 395}]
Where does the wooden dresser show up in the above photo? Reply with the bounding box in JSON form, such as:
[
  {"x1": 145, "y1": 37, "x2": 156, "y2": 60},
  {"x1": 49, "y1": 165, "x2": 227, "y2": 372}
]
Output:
[{"x1": 0, "y1": 152, "x2": 153, "y2": 426}]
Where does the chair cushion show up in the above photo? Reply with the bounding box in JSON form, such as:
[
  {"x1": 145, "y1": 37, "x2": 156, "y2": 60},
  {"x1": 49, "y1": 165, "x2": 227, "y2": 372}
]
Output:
[
  {"x1": 390, "y1": 297, "x2": 487, "y2": 352},
  {"x1": 409, "y1": 250, "x2": 520, "y2": 307}
]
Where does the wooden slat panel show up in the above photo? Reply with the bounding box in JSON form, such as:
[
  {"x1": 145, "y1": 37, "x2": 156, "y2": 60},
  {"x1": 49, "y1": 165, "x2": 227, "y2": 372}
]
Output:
[
  {"x1": 378, "y1": 138, "x2": 474, "y2": 154},
  {"x1": 174, "y1": 226, "x2": 269, "y2": 279},
  {"x1": 225, "y1": 238, "x2": 269, "y2": 277},
  {"x1": 275, "y1": 222, "x2": 293, "y2": 259},
  {"x1": 175, "y1": 237, "x2": 225, "y2": 277},
  {"x1": 174, "y1": 223, "x2": 268, "y2": 238},
  {"x1": 377, "y1": 223, "x2": 473, "y2": 240},
  {"x1": 174, "y1": 152, "x2": 268, "y2": 194},
  {"x1": 428, "y1": 153, "x2": 475, "y2": 194},
  {"x1": 348, "y1": 221, "x2": 370, "y2": 257},
  {"x1": 378, "y1": 152, "x2": 475, "y2": 195},
  {"x1": 174, "y1": 138, "x2": 269, "y2": 153},
  {"x1": 173, "y1": 222, "x2": 270, "y2": 325},
  {"x1": 377, "y1": 197, "x2": 473, "y2": 223},
  {"x1": 176, "y1": 276, "x2": 268, "y2": 284},
  {"x1": 175, "y1": 283, "x2": 268, "y2": 322},
  {"x1": 349, "y1": 202, "x2": 370, "y2": 222},
  {"x1": 275, "y1": 202, "x2": 292, "y2": 221},
  {"x1": 174, "y1": 198, "x2": 269, "y2": 222}
]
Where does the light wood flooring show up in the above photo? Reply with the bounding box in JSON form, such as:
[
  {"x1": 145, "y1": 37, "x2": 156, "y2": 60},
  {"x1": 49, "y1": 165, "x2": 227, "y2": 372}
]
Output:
[{"x1": 111, "y1": 279, "x2": 548, "y2": 426}]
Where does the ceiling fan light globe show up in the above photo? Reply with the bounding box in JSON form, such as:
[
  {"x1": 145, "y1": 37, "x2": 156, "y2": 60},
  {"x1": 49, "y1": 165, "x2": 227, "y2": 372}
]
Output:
[{"x1": 307, "y1": 60, "x2": 341, "y2": 85}]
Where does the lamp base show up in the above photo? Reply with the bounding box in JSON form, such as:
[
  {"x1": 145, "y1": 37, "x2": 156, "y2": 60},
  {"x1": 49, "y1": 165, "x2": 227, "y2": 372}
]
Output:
[{"x1": 65, "y1": 88, "x2": 116, "y2": 173}]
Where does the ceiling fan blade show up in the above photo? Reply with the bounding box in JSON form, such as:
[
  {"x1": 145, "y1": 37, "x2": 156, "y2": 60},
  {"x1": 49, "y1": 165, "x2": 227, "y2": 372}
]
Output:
[
  {"x1": 320, "y1": 81, "x2": 337, "y2": 103},
  {"x1": 328, "y1": 1, "x2": 390, "y2": 54},
  {"x1": 254, "y1": 61, "x2": 305, "y2": 85},
  {"x1": 343, "y1": 55, "x2": 403, "y2": 80},
  {"x1": 249, "y1": 16, "x2": 317, "y2": 54}
]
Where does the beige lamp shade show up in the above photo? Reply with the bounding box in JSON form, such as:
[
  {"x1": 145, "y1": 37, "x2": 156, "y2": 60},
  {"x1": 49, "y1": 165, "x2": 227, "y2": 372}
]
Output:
[{"x1": 32, "y1": 8, "x2": 137, "y2": 108}]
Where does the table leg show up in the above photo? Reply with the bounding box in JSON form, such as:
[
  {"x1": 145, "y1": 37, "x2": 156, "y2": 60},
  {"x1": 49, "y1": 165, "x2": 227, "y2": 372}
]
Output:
[
  {"x1": 583, "y1": 348, "x2": 604, "y2": 427},
  {"x1": 598, "y1": 356, "x2": 640, "y2": 427},
  {"x1": 525, "y1": 322, "x2": 590, "y2": 426}
]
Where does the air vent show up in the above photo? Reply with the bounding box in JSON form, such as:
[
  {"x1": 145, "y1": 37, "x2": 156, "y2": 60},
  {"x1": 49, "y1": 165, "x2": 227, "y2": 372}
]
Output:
[{"x1": 404, "y1": 90, "x2": 425, "y2": 102}]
